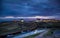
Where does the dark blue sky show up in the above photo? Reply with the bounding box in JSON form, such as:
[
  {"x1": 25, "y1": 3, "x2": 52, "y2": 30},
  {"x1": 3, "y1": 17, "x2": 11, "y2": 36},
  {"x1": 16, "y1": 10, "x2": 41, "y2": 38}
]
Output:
[{"x1": 1, "y1": 0, "x2": 60, "y2": 17}]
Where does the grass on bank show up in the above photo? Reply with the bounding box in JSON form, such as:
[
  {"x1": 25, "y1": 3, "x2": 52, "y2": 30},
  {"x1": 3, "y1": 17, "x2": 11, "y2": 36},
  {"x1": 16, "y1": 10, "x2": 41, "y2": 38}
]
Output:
[{"x1": 43, "y1": 29, "x2": 54, "y2": 37}]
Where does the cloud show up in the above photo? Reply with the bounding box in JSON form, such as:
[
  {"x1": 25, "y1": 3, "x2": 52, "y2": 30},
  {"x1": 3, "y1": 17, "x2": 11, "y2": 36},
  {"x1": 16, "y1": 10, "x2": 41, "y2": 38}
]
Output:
[
  {"x1": 0, "y1": 16, "x2": 58, "y2": 19},
  {"x1": 1, "y1": 0, "x2": 60, "y2": 17}
]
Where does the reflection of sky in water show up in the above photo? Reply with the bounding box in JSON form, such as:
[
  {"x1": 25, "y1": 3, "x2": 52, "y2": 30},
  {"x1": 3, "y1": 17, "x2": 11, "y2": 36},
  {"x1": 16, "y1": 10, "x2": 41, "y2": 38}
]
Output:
[
  {"x1": 6, "y1": 29, "x2": 46, "y2": 38},
  {"x1": 1, "y1": 0, "x2": 60, "y2": 17}
]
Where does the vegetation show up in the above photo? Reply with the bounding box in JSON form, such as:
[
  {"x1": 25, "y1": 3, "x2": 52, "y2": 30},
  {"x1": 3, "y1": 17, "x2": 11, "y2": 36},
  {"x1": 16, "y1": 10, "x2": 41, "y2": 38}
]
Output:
[{"x1": 0, "y1": 20, "x2": 60, "y2": 36}]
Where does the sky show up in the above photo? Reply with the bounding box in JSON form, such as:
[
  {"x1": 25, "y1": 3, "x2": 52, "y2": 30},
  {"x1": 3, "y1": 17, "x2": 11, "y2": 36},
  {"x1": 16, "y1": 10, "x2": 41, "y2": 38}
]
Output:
[{"x1": 0, "y1": 0, "x2": 60, "y2": 17}]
